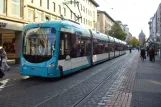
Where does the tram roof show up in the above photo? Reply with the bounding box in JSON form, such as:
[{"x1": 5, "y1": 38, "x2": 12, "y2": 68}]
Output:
[
  {"x1": 108, "y1": 36, "x2": 115, "y2": 42},
  {"x1": 24, "y1": 20, "x2": 91, "y2": 37},
  {"x1": 91, "y1": 30, "x2": 109, "y2": 41}
]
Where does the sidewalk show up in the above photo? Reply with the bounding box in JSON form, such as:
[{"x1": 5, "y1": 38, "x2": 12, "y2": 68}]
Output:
[
  {"x1": 1, "y1": 60, "x2": 20, "y2": 80},
  {"x1": 104, "y1": 53, "x2": 161, "y2": 107}
]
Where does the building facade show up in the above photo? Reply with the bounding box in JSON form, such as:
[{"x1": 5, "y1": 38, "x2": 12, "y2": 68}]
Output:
[
  {"x1": 0, "y1": 0, "x2": 26, "y2": 63},
  {"x1": 0, "y1": 0, "x2": 99, "y2": 63},
  {"x1": 148, "y1": 3, "x2": 161, "y2": 57},
  {"x1": 124, "y1": 25, "x2": 132, "y2": 42},
  {"x1": 97, "y1": 10, "x2": 115, "y2": 34}
]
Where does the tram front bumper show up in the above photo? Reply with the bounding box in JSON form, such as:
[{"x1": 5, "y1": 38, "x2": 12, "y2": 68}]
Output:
[{"x1": 20, "y1": 66, "x2": 60, "y2": 78}]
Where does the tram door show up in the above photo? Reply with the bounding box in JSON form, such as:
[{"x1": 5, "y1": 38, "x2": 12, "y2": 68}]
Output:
[{"x1": 59, "y1": 33, "x2": 72, "y2": 74}]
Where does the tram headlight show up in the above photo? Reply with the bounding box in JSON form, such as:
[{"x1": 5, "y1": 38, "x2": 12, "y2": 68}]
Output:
[{"x1": 48, "y1": 62, "x2": 55, "y2": 68}]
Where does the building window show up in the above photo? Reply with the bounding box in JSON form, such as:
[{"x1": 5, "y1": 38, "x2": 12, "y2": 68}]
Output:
[
  {"x1": 64, "y1": 8, "x2": 66, "y2": 16},
  {"x1": 86, "y1": 19, "x2": 87, "y2": 25},
  {"x1": 74, "y1": 0, "x2": 76, "y2": 7},
  {"x1": 53, "y1": 2, "x2": 55, "y2": 12},
  {"x1": 37, "y1": 11, "x2": 43, "y2": 21},
  {"x1": 80, "y1": 4, "x2": 82, "y2": 11},
  {"x1": 59, "y1": 5, "x2": 61, "y2": 14},
  {"x1": 47, "y1": 0, "x2": 49, "y2": 9},
  {"x1": 40, "y1": 0, "x2": 42, "y2": 6},
  {"x1": 93, "y1": 11, "x2": 95, "y2": 20},
  {"x1": 28, "y1": 9, "x2": 34, "y2": 22},
  {"x1": 83, "y1": 6, "x2": 85, "y2": 12},
  {"x1": 0, "y1": 0, "x2": 5, "y2": 13},
  {"x1": 11, "y1": 0, "x2": 21, "y2": 17}
]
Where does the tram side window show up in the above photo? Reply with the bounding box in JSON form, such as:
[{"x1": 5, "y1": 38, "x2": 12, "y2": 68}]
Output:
[
  {"x1": 59, "y1": 32, "x2": 71, "y2": 60},
  {"x1": 120, "y1": 44, "x2": 123, "y2": 51},
  {"x1": 71, "y1": 34, "x2": 80, "y2": 58},
  {"x1": 111, "y1": 42, "x2": 115, "y2": 52},
  {"x1": 80, "y1": 37, "x2": 91, "y2": 56},
  {"x1": 108, "y1": 42, "x2": 113, "y2": 52},
  {"x1": 93, "y1": 38, "x2": 98, "y2": 55},
  {"x1": 115, "y1": 43, "x2": 119, "y2": 51},
  {"x1": 93, "y1": 39, "x2": 107, "y2": 54},
  {"x1": 101, "y1": 40, "x2": 106, "y2": 54},
  {"x1": 105, "y1": 42, "x2": 109, "y2": 53}
]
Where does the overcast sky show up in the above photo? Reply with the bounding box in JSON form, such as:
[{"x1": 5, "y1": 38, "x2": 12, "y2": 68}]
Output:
[{"x1": 96, "y1": 0, "x2": 161, "y2": 39}]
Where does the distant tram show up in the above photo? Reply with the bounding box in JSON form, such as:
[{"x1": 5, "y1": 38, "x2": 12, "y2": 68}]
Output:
[{"x1": 20, "y1": 20, "x2": 127, "y2": 78}]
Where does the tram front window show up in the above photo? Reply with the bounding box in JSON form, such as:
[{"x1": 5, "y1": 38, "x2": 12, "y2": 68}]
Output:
[{"x1": 23, "y1": 27, "x2": 56, "y2": 63}]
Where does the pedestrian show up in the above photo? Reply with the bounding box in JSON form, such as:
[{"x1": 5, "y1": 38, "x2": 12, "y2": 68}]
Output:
[
  {"x1": 0, "y1": 48, "x2": 2, "y2": 67},
  {"x1": 151, "y1": 47, "x2": 155, "y2": 62},
  {"x1": 147, "y1": 46, "x2": 149, "y2": 56},
  {"x1": 0, "y1": 68, "x2": 5, "y2": 78},
  {"x1": 140, "y1": 48, "x2": 146, "y2": 61},
  {"x1": 129, "y1": 48, "x2": 132, "y2": 53},
  {"x1": 1, "y1": 48, "x2": 10, "y2": 71}
]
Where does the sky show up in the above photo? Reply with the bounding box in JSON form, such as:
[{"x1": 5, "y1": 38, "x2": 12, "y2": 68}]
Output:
[{"x1": 96, "y1": 0, "x2": 161, "y2": 39}]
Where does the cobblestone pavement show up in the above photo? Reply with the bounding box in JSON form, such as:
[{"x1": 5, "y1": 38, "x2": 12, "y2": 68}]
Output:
[
  {"x1": 101, "y1": 52, "x2": 138, "y2": 107},
  {"x1": 104, "y1": 52, "x2": 161, "y2": 107},
  {"x1": 1, "y1": 51, "x2": 161, "y2": 107},
  {"x1": 0, "y1": 52, "x2": 132, "y2": 107}
]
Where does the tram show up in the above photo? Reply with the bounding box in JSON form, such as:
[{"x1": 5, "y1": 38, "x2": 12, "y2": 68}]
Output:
[{"x1": 20, "y1": 20, "x2": 127, "y2": 78}]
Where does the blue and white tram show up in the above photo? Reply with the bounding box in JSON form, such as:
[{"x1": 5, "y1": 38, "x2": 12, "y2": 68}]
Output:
[{"x1": 20, "y1": 20, "x2": 126, "y2": 78}]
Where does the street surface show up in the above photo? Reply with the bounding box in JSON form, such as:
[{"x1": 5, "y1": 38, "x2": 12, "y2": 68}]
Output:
[{"x1": 0, "y1": 50, "x2": 157, "y2": 107}]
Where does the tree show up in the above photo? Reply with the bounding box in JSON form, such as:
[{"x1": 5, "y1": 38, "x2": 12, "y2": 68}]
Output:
[
  {"x1": 109, "y1": 22, "x2": 126, "y2": 40},
  {"x1": 128, "y1": 37, "x2": 139, "y2": 47}
]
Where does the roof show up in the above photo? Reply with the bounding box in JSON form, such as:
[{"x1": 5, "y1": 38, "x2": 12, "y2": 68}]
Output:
[
  {"x1": 97, "y1": 10, "x2": 115, "y2": 22},
  {"x1": 89, "y1": 0, "x2": 99, "y2": 7}
]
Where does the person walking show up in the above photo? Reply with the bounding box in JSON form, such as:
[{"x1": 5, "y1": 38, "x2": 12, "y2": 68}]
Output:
[
  {"x1": 129, "y1": 48, "x2": 132, "y2": 53},
  {"x1": 151, "y1": 47, "x2": 155, "y2": 62},
  {"x1": 147, "y1": 46, "x2": 149, "y2": 56},
  {"x1": 149, "y1": 47, "x2": 155, "y2": 62},
  {"x1": 1, "y1": 48, "x2": 10, "y2": 71},
  {"x1": 140, "y1": 48, "x2": 146, "y2": 61}
]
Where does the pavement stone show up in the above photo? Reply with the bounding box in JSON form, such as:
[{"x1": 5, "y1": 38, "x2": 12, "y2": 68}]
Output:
[
  {"x1": 104, "y1": 53, "x2": 161, "y2": 107},
  {"x1": 131, "y1": 55, "x2": 161, "y2": 107},
  {"x1": 104, "y1": 53, "x2": 138, "y2": 107}
]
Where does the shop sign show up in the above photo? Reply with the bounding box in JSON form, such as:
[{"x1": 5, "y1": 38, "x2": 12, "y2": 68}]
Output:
[{"x1": 0, "y1": 22, "x2": 7, "y2": 27}]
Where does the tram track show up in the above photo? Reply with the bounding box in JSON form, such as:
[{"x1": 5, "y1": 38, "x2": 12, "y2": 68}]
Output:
[
  {"x1": 73, "y1": 54, "x2": 134, "y2": 107},
  {"x1": 33, "y1": 53, "x2": 133, "y2": 107},
  {"x1": 0, "y1": 52, "x2": 133, "y2": 107}
]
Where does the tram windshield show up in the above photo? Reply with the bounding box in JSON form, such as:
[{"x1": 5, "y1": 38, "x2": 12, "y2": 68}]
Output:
[{"x1": 23, "y1": 27, "x2": 56, "y2": 63}]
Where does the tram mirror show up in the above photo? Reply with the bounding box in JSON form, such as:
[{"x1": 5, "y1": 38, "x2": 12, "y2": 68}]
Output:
[{"x1": 66, "y1": 55, "x2": 71, "y2": 60}]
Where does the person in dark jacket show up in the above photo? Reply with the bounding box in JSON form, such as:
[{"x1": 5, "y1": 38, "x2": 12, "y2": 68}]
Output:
[
  {"x1": 149, "y1": 47, "x2": 155, "y2": 62},
  {"x1": 147, "y1": 46, "x2": 149, "y2": 56},
  {"x1": 140, "y1": 48, "x2": 146, "y2": 61}
]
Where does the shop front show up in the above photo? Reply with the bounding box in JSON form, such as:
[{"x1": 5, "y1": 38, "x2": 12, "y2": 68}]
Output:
[{"x1": 0, "y1": 19, "x2": 25, "y2": 63}]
